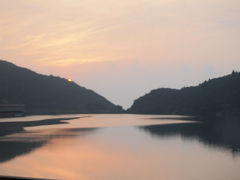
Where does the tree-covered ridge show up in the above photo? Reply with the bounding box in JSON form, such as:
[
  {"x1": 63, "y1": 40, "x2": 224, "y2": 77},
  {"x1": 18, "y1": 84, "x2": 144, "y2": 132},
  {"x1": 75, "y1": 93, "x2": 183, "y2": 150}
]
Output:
[
  {"x1": 0, "y1": 60, "x2": 123, "y2": 114},
  {"x1": 128, "y1": 71, "x2": 240, "y2": 115}
]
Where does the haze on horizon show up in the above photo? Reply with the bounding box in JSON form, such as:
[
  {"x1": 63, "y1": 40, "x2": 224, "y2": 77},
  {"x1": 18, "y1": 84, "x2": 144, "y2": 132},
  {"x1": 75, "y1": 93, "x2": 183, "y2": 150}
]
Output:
[{"x1": 0, "y1": 0, "x2": 240, "y2": 109}]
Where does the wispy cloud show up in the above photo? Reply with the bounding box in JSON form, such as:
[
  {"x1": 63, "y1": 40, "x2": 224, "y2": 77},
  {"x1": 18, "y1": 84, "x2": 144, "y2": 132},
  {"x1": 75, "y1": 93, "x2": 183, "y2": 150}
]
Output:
[{"x1": 0, "y1": 0, "x2": 239, "y2": 107}]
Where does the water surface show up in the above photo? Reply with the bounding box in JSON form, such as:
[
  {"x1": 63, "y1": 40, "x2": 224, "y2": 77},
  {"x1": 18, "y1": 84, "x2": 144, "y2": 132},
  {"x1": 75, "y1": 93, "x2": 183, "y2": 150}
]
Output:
[{"x1": 0, "y1": 114, "x2": 239, "y2": 180}]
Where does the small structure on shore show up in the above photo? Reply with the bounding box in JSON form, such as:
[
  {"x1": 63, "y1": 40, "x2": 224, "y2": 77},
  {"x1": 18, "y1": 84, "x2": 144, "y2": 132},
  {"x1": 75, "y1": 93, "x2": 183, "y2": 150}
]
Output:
[{"x1": 0, "y1": 104, "x2": 25, "y2": 117}]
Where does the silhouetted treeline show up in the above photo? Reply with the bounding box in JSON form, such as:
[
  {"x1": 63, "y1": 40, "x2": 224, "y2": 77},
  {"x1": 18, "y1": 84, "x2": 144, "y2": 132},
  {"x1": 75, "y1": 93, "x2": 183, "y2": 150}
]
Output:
[
  {"x1": 128, "y1": 71, "x2": 240, "y2": 117},
  {"x1": 0, "y1": 60, "x2": 123, "y2": 114}
]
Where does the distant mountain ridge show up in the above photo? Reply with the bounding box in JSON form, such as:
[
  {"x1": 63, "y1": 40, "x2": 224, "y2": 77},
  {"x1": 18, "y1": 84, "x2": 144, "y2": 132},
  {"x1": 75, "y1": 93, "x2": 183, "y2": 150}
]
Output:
[
  {"x1": 128, "y1": 71, "x2": 240, "y2": 116},
  {"x1": 0, "y1": 60, "x2": 123, "y2": 114}
]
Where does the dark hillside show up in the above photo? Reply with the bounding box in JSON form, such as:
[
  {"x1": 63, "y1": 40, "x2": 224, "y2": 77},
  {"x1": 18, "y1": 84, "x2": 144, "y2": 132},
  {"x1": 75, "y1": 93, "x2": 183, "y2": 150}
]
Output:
[
  {"x1": 128, "y1": 71, "x2": 240, "y2": 116},
  {"x1": 0, "y1": 60, "x2": 123, "y2": 114}
]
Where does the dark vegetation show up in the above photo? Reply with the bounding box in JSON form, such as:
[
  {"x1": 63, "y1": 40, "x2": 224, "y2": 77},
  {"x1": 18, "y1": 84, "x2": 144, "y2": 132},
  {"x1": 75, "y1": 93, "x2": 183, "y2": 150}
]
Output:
[
  {"x1": 128, "y1": 71, "x2": 240, "y2": 117},
  {"x1": 0, "y1": 60, "x2": 123, "y2": 115},
  {"x1": 0, "y1": 175, "x2": 49, "y2": 180},
  {"x1": 1, "y1": 59, "x2": 239, "y2": 118}
]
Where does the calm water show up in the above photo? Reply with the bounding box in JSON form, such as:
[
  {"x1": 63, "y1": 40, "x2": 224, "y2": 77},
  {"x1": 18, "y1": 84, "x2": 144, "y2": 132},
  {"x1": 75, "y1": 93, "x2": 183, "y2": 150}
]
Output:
[{"x1": 0, "y1": 114, "x2": 240, "y2": 180}]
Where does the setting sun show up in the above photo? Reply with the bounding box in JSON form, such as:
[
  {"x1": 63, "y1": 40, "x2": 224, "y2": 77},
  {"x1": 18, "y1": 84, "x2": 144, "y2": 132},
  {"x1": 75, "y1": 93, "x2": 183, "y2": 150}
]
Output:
[{"x1": 67, "y1": 78, "x2": 72, "y2": 82}]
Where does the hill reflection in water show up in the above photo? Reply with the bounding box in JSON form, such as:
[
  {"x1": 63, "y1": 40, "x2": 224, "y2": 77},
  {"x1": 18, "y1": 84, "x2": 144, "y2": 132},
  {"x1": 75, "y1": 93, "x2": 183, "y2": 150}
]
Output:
[
  {"x1": 140, "y1": 117, "x2": 240, "y2": 157},
  {"x1": 0, "y1": 114, "x2": 240, "y2": 180}
]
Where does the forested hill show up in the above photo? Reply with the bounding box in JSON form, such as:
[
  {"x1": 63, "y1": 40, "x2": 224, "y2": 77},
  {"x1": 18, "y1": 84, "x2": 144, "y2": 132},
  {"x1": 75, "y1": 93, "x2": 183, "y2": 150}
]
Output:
[
  {"x1": 0, "y1": 60, "x2": 123, "y2": 114},
  {"x1": 128, "y1": 71, "x2": 240, "y2": 116}
]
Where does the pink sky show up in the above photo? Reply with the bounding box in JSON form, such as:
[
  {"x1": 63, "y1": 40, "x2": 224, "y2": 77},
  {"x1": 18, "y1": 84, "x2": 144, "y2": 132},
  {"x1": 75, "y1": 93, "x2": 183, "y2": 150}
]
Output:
[{"x1": 0, "y1": 0, "x2": 240, "y2": 108}]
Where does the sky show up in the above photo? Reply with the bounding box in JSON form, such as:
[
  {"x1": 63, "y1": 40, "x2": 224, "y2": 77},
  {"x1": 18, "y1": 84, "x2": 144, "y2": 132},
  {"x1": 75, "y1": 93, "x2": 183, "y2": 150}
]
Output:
[{"x1": 0, "y1": 0, "x2": 240, "y2": 109}]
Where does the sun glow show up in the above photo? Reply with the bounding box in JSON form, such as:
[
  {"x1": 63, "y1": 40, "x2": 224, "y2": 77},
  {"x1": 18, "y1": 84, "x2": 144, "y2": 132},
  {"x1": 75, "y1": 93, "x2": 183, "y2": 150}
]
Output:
[{"x1": 67, "y1": 78, "x2": 72, "y2": 82}]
